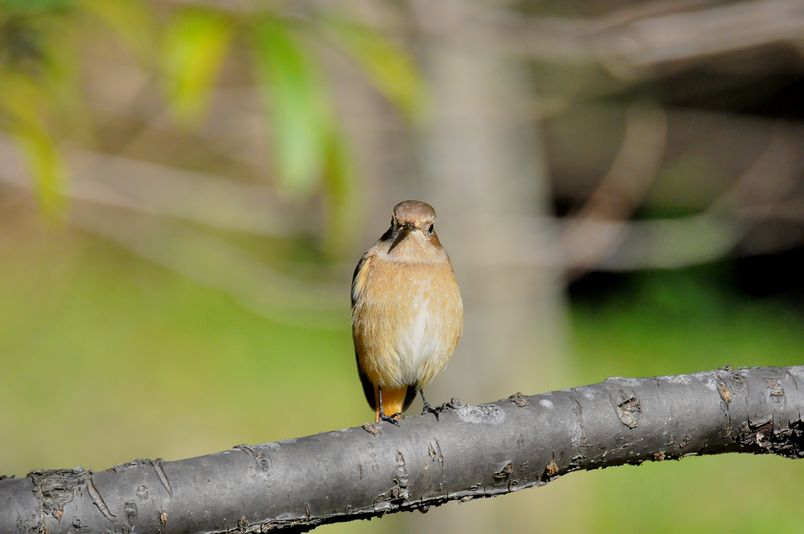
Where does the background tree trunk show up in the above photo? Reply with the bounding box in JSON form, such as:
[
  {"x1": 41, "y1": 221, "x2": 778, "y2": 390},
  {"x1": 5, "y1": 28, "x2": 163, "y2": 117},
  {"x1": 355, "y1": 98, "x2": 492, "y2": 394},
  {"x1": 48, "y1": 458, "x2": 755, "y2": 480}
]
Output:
[{"x1": 411, "y1": 0, "x2": 572, "y2": 530}]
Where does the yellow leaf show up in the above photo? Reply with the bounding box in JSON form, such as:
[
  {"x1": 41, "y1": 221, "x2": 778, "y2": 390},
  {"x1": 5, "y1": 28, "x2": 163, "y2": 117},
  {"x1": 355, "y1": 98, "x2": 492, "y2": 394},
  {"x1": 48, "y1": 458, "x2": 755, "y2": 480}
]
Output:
[
  {"x1": 14, "y1": 129, "x2": 67, "y2": 216},
  {"x1": 324, "y1": 18, "x2": 425, "y2": 123},
  {"x1": 162, "y1": 8, "x2": 234, "y2": 126}
]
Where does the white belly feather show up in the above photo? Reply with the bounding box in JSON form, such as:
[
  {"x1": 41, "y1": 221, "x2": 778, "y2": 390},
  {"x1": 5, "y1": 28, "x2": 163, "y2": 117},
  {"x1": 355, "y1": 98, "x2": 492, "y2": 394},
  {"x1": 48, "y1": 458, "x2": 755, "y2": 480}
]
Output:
[{"x1": 396, "y1": 291, "x2": 443, "y2": 384}]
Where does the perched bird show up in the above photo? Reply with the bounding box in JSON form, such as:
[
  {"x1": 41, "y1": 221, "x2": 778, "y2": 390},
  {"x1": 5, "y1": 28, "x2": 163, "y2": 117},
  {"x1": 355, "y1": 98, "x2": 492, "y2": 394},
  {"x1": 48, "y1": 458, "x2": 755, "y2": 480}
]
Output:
[{"x1": 351, "y1": 200, "x2": 463, "y2": 423}]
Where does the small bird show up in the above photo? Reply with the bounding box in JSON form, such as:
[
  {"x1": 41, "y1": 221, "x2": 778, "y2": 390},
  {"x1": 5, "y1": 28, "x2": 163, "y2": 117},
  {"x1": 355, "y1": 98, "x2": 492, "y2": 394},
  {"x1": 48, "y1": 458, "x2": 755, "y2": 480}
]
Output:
[{"x1": 352, "y1": 200, "x2": 463, "y2": 423}]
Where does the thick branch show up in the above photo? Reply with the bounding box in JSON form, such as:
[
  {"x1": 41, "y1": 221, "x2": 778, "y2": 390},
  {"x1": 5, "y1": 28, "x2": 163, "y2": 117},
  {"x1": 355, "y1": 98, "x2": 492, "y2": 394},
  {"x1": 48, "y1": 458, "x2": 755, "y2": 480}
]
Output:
[{"x1": 2, "y1": 366, "x2": 802, "y2": 533}]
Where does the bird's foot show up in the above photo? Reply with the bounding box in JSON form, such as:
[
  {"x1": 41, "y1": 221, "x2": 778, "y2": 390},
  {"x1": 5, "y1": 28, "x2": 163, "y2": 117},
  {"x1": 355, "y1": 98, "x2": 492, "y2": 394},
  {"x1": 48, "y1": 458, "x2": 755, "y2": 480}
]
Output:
[
  {"x1": 421, "y1": 401, "x2": 440, "y2": 421},
  {"x1": 380, "y1": 412, "x2": 402, "y2": 426}
]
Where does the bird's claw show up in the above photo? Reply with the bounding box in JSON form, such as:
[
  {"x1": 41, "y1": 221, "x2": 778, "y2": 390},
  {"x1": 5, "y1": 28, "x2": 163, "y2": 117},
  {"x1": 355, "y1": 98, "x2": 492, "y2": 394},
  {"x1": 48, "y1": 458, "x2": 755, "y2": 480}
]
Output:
[
  {"x1": 421, "y1": 402, "x2": 440, "y2": 420},
  {"x1": 380, "y1": 413, "x2": 401, "y2": 426}
]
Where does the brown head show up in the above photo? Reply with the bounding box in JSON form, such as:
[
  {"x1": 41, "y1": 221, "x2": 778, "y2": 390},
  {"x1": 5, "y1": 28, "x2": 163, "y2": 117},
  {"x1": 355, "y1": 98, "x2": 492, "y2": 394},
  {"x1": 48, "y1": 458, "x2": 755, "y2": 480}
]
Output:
[
  {"x1": 383, "y1": 200, "x2": 443, "y2": 256},
  {"x1": 392, "y1": 200, "x2": 436, "y2": 232}
]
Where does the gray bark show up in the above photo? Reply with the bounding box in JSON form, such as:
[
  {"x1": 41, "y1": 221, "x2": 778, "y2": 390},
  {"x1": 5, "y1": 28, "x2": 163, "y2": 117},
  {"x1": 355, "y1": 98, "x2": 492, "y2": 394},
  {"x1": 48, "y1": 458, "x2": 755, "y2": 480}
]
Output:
[{"x1": 2, "y1": 365, "x2": 802, "y2": 533}]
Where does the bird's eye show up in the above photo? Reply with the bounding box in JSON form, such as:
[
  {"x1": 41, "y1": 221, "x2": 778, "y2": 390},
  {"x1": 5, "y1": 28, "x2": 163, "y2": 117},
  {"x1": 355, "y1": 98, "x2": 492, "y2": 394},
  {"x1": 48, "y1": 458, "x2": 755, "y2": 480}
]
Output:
[{"x1": 428, "y1": 224, "x2": 434, "y2": 234}]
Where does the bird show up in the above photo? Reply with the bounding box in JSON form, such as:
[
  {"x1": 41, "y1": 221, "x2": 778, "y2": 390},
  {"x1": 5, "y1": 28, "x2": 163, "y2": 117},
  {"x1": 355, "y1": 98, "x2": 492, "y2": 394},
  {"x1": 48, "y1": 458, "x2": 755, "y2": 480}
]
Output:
[{"x1": 351, "y1": 200, "x2": 463, "y2": 424}]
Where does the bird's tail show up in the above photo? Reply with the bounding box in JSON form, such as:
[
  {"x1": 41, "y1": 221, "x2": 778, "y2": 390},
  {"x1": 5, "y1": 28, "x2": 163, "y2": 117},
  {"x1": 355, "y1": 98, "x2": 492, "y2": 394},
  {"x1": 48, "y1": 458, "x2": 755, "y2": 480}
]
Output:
[
  {"x1": 358, "y1": 351, "x2": 418, "y2": 419},
  {"x1": 378, "y1": 386, "x2": 417, "y2": 418},
  {"x1": 365, "y1": 383, "x2": 418, "y2": 421}
]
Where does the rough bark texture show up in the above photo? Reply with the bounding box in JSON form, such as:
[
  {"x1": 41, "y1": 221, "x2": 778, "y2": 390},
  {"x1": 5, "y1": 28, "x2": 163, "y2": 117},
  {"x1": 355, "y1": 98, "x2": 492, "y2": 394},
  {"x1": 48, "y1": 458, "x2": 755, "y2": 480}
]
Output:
[{"x1": 2, "y1": 366, "x2": 802, "y2": 533}]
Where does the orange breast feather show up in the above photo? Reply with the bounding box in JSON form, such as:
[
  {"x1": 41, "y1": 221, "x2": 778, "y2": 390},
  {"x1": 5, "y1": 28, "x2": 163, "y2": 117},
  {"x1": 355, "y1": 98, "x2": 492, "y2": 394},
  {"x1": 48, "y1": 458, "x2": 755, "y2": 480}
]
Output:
[{"x1": 352, "y1": 252, "x2": 463, "y2": 392}]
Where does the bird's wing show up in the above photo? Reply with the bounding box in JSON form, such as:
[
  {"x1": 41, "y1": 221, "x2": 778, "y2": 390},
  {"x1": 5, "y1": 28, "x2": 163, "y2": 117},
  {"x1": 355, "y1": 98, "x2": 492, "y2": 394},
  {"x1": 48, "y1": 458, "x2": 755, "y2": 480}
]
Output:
[
  {"x1": 351, "y1": 253, "x2": 368, "y2": 308},
  {"x1": 352, "y1": 253, "x2": 376, "y2": 409}
]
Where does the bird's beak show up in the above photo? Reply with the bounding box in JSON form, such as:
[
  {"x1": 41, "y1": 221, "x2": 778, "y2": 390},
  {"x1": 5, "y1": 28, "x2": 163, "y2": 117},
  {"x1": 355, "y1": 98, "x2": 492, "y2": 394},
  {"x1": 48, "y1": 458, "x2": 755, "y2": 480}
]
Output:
[{"x1": 388, "y1": 224, "x2": 412, "y2": 253}]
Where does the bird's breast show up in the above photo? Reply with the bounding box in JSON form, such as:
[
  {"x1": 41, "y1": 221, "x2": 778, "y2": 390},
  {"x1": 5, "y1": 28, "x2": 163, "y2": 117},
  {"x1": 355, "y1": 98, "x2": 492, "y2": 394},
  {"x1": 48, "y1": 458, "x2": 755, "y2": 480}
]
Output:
[{"x1": 352, "y1": 255, "x2": 463, "y2": 389}]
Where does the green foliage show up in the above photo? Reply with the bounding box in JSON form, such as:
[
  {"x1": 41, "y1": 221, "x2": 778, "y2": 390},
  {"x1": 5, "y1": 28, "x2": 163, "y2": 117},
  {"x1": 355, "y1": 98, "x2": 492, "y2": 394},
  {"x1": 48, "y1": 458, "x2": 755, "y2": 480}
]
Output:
[
  {"x1": 79, "y1": 0, "x2": 157, "y2": 65},
  {"x1": 249, "y1": 16, "x2": 331, "y2": 198},
  {"x1": 0, "y1": 0, "x2": 72, "y2": 12},
  {"x1": 323, "y1": 18, "x2": 425, "y2": 123},
  {"x1": 0, "y1": 8, "x2": 73, "y2": 216},
  {"x1": 12, "y1": 124, "x2": 66, "y2": 214},
  {"x1": 0, "y1": 2, "x2": 424, "y2": 233},
  {"x1": 570, "y1": 268, "x2": 804, "y2": 380},
  {"x1": 162, "y1": 8, "x2": 233, "y2": 126}
]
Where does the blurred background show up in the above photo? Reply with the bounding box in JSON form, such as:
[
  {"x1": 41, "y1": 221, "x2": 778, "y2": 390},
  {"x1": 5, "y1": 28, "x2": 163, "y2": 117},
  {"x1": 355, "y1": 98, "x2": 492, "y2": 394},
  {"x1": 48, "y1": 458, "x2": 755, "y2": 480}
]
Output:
[{"x1": 1, "y1": 0, "x2": 802, "y2": 532}]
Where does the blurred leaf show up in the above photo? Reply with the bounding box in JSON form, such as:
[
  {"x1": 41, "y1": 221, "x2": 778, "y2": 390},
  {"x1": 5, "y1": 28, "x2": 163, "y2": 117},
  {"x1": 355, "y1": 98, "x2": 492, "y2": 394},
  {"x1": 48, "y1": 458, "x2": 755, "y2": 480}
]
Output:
[
  {"x1": 79, "y1": 0, "x2": 156, "y2": 65},
  {"x1": 0, "y1": 69, "x2": 41, "y2": 124},
  {"x1": 0, "y1": 7, "x2": 59, "y2": 74},
  {"x1": 13, "y1": 127, "x2": 67, "y2": 215},
  {"x1": 162, "y1": 8, "x2": 233, "y2": 126},
  {"x1": 0, "y1": 74, "x2": 67, "y2": 214},
  {"x1": 0, "y1": 0, "x2": 72, "y2": 13},
  {"x1": 321, "y1": 127, "x2": 358, "y2": 259},
  {"x1": 249, "y1": 17, "x2": 329, "y2": 197},
  {"x1": 37, "y1": 10, "x2": 93, "y2": 144},
  {"x1": 324, "y1": 18, "x2": 425, "y2": 123},
  {"x1": 0, "y1": 13, "x2": 72, "y2": 216}
]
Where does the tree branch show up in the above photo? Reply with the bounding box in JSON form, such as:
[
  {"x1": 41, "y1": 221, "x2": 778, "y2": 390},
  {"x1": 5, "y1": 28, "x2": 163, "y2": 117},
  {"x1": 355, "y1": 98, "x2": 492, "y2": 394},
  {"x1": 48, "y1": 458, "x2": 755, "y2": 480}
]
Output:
[{"x1": 2, "y1": 366, "x2": 802, "y2": 533}]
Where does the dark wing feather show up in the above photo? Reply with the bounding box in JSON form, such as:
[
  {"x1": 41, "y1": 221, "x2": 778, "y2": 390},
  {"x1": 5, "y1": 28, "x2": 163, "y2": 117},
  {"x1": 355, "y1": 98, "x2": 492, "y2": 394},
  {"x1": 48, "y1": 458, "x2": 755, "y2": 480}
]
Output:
[
  {"x1": 352, "y1": 253, "x2": 375, "y2": 409},
  {"x1": 351, "y1": 253, "x2": 367, "y2": 307},
  {"x1": 403, "y1": 386, "x2": 417, "y2": 412},
  {"x1": 355, "y1": 351, "x2": 376, "y2": 410}
]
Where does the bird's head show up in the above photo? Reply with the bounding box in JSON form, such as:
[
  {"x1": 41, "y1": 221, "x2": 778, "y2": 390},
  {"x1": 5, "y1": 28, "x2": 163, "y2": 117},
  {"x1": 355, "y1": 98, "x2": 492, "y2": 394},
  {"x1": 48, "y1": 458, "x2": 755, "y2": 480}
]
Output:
[{"x1": 385, "y1": 200, "x2": 442, "y2": 256}]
